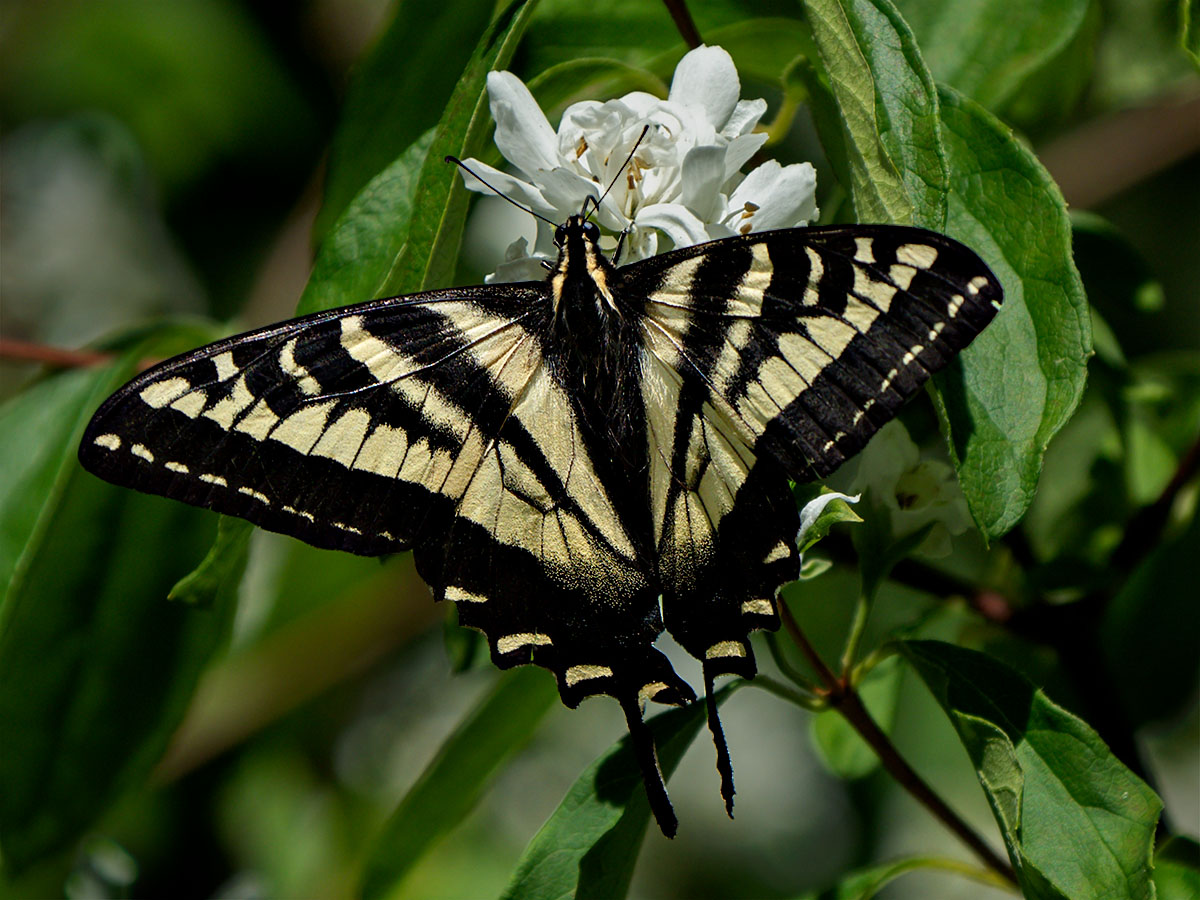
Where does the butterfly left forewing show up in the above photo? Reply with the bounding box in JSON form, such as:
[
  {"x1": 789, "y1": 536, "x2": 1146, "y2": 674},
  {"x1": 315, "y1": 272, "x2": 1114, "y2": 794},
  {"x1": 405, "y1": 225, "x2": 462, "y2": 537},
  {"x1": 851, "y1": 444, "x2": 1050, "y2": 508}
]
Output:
[{"x1": 81, "y1": 288, "x2": 553, "y2": 555}]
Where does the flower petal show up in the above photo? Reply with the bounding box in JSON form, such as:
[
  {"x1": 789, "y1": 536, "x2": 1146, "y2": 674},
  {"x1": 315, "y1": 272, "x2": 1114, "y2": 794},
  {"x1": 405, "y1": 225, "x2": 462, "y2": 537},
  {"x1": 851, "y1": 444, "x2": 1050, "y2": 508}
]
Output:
[
  {"x1": 680, "y1": 145, "x2": 727, "y2": 221},
  {"x1": 457, "y1": 158, "x2": 549, "y2": 211},
  {"x1": 487, "y1": 71, "x2": 562, "y2": 177},
  {"x1": 721, "y1": 132, "x2": 768, "y2": 182},
  {"x1": 728, "y1": 160, "x2": 819, "y2": 230},
  {"x1": 668, "y1": 45, "x2": 741, "y2": 131},
  {"x1": 635, "y1": 202, "x2": 710, "y2": 249},
  {"x1": 722, "y1": 98, "x2": 767, "y2": 137}
]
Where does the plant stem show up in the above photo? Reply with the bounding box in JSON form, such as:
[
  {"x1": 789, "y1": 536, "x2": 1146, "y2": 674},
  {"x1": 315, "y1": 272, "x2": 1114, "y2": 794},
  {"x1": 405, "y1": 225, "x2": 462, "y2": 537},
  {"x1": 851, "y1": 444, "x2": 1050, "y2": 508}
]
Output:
[
  {"x1": 661, "y1": 0, "x2": 703, "y2": 48},
  {"x1": 0, "y1": 338, "x2": 113, "y2": 369},
  {"x1": 834, "y1": 687, "x2": 1018, "y2": 886},
  {"x1": 778, "y1": 602, "x2": 1019, "y2": 888},
  {"x1": 839, "y1": 587, "x2": 871, "y2": 675},
  {"x1": 764, "y1": 630, "x2": 824, "y2": 694},
  {"x1": 753, "y1": 674, "x2": 826, "y2": 711}
]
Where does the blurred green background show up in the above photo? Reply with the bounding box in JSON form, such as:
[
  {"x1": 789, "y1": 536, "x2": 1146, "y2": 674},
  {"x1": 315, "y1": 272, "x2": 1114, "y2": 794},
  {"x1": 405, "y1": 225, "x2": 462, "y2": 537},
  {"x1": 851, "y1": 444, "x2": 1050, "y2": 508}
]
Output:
[{"x1": 1, "y1": 0, "x2": 1196, "y2": 897}]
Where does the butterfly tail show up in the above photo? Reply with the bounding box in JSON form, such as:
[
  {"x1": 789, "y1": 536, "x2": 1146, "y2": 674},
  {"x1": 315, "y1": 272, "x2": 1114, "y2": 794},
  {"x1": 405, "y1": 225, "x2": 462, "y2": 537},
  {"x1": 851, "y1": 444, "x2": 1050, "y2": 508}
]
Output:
[{"x1": 619, "y1": 693, "x2": 679, "y2": 838}]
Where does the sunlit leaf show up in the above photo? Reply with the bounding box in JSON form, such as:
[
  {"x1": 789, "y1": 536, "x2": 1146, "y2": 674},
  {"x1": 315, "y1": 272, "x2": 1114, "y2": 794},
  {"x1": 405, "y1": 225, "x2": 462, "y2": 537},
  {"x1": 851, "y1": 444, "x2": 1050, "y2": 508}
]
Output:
[
  {"x1": 797, "y1": 0, "x2": 947, "y2": 228},
  {"x1": 315, "y1": 0, "x2": 500, "y2": 241},
  {"x1": 902, "y1": 640, "x2": 1161, "y2": 900},
  {"x1": 933, "y1": 86, "x2": 1092, "y2": 538}
]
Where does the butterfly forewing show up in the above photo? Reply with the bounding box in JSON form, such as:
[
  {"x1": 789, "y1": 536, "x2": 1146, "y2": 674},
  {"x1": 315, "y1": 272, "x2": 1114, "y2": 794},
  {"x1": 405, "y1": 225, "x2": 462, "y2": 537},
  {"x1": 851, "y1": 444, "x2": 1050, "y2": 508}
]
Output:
[{"x1": 626, "y1": 225, "x2": 1002, "y2": 481}]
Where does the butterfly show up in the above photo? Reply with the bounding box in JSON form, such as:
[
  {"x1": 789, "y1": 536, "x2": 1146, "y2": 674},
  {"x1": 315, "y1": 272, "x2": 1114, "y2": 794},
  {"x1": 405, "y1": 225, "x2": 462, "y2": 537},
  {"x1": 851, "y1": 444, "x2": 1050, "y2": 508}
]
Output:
[{"x1": 79, "y1": 199, "x2": 1002, "y2": 836}]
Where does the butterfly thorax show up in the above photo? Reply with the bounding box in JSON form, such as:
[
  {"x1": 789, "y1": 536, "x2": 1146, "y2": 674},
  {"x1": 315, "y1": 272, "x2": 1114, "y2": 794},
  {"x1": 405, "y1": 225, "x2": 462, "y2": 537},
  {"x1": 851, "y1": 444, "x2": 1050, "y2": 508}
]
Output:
[{"x1": 545, "y1": 216, "x2": 650, "y2": 505}]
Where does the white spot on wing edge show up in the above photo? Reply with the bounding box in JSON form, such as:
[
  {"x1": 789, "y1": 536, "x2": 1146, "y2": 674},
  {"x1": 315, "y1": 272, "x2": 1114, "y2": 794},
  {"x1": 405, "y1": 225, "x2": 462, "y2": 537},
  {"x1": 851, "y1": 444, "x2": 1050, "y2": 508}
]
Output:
[
  {"x1": 497, "y1": 633, "x2": 553, "y2": 654},
  {"x1": 638, "y1": 681, "x2": 671, "y2": 707},
  {"x1": 282, "y1": 505, "x2": 315, "y2": 523},
  {"x1": 741, "y1": 598, "x2": 774, "y2": 616},
  {"x1": 237, "y1": 486, "x2": 271, "y2": 504},
  {"x1": 705, "y1": 640, "x2": 746, "y2": 660},
  {"x1": 93, "y1": 434, "x2": 121, "y2": 451},
  {"x1": 565, "y1": 664, "x2": 614, "y2": 686},
  {"x1": 130, "y1": 443, "x2": 154, "y2": 462},
  {"x1": 445, "y1": 585, "x2": 487, "y2": 604},
  {"x1": 165, "y1": 461, "x2": 189, "y2": 474},
  {"x1": 199, "y1": 473, "x2": 227, "y2": 487},
  {"x1": 968, "y1": 275, "x2": 989, "y2": 295}
]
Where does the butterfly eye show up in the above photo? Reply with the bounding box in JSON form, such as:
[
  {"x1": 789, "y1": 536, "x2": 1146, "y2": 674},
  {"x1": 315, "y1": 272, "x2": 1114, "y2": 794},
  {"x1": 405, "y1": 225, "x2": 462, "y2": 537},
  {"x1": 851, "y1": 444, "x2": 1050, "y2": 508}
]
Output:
[
  {"x1": 583, "y1": 221, "x2": 600, "y2": 243},
  {"x1": 554, "y1": 224, "x2": 566, "y2": 246}
]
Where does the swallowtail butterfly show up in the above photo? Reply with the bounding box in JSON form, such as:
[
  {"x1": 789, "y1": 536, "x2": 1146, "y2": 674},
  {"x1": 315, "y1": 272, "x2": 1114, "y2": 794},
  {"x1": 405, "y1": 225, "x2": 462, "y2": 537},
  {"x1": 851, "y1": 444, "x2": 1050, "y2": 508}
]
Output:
[{"x1": 80, "y1": 198, "x2": 1002, "y2": 836}]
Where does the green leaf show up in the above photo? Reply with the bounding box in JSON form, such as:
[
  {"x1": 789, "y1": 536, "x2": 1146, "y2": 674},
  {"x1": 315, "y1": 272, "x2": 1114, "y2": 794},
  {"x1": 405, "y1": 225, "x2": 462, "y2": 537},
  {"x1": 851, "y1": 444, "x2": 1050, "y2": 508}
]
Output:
[
  {"x1": 314, "y1": 0, "x2": 500, "y2": 242},
  {"x1": 499, "y1": 696, "x2": 716, "y2": 900},
  {"x1": 359, "y1": 667, "x2": 558, "y2": 900},
  {"x1": 797, "y1": 0, "x2": 947, "y2": 228},
  {"x1": 1185, "y1": 0, "x2": 1200, "y2": 67},
  {"x1": 297, "y1": 130, "x2": 434, "y2": 316},
  {"x1": 795, "y1": 854, "x2": 1010, "y2": 899},
  {"x1": 900, "y1": 640, "x2": 1162, "y2": 900},
  {"x1": 384, "y1": 0, "x2": 541, "y2": 297},
  {"x1": 932, "y1": 86, "x2": 1092, "y2": 538},
  {"x1": 811, "y1": 655, "x2": 901, "y2": 779},
  {"x1": 0, "y1": 340, "x2": 244, "y2": 871},
  {"x1": 519, "y1": 0, "x2": 779, "y2": 74},
  {"x1": 794, "y1": 487, "x2": 863, "y2": 554},
  {"x1": 894, "y1": 0, "x2": 1090, "y2": 110},
  {"x1": 303, "y1": 0, "x2": 538, "y2": 317},
  {"x1": 1153, "y1": 836, "x2": 1200, "y2": 900},
  {"x1": 168, "y1": 517, "x2": 253, "y2": 607}
]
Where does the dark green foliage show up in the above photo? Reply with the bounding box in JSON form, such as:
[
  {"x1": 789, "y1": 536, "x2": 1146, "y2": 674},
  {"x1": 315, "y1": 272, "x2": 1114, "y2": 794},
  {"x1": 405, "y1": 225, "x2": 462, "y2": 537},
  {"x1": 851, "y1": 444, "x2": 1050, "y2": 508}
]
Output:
[{"x1": 0, "y1": 0, "x2": 1193, "y2": 897}]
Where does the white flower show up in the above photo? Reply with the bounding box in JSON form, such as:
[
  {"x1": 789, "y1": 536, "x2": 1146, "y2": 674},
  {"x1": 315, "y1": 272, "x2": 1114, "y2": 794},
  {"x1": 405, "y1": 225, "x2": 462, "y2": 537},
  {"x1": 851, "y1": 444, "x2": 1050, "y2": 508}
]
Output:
[
  {"x1": 850, "y1": 421, "x2": 971, "y2": 558},
  {"x1": 459, "y1": 45, "x2": 819, "y2": 281}
]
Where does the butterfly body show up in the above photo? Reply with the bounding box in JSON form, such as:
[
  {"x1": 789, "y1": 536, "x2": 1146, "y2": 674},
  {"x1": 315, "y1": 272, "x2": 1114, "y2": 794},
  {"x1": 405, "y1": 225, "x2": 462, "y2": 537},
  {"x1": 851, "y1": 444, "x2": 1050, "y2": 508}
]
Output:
[{"x1": 80, "y1": 216, "x2": 1002, "y2": 836}]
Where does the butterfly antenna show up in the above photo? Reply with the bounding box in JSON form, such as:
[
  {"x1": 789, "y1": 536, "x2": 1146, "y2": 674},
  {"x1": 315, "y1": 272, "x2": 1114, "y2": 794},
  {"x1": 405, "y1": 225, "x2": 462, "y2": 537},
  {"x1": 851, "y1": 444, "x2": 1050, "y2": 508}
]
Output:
[
  {"x1": 444, "y1": 156, "x2": 558, "y2": 229},
  {"x1": 583, "y1": 124, "x2": 652, "y2": 222}
]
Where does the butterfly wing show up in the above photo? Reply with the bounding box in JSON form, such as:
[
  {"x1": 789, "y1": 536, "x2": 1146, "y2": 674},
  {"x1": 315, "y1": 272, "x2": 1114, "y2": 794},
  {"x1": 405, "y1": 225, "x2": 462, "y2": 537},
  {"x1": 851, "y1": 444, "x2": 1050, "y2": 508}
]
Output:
[
  {"x1": 624, "y1": 225, "x2": 1002, "y2": 806},
  {"x1": 80, "y1": 281, "x2": 695, "y2": 830}
]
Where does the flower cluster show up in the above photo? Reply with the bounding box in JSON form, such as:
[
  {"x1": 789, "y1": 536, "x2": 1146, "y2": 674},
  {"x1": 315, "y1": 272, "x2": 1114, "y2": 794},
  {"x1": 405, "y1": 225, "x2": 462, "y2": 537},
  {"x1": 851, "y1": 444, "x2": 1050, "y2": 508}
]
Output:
[{"x1": 459, "y1": 45, "x2": 819, "y2": 281}]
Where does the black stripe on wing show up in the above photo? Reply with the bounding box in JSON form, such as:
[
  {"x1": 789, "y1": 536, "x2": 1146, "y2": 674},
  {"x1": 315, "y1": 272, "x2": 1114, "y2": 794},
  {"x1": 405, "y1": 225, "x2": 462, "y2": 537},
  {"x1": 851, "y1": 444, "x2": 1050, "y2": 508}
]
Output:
[
  {"x1": 623, "y1": 224, "x2": 1003, "y2": 480},
  {"x1": 79, "y1": 285, "x2": 551, "y2": 555}
]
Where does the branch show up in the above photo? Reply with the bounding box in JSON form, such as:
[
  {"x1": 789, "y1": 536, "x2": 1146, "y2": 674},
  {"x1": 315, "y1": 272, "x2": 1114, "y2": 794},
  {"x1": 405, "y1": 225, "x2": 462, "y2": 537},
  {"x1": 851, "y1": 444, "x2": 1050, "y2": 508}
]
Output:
[
  {"x1": 661, "y1": 0, "x2": 703, "y2": 49},
  {"x1": 778, "y1": 602, "x2": 1019, "y2": 887},
  {"x1": 0, "y1": 338, "x2": 113, "y2": 369}
]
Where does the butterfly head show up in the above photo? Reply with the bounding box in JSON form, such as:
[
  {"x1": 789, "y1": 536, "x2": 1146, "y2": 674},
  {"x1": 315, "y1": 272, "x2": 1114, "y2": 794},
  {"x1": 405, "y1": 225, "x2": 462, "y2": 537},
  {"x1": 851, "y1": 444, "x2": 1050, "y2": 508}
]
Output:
[
  {"x1": 553, "y1": 215, "x2": 601, "y2": 250},
  {"x1": 549, "y1": 214, "x2": 618, "y2": 318}
]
